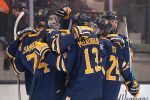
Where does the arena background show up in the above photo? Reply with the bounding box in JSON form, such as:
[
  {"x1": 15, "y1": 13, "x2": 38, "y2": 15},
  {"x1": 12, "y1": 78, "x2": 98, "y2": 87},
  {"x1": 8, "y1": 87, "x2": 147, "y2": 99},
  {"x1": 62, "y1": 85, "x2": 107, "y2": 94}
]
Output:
[{"x1": 0, "y1": 0, "x2": 150, "y2": 100}]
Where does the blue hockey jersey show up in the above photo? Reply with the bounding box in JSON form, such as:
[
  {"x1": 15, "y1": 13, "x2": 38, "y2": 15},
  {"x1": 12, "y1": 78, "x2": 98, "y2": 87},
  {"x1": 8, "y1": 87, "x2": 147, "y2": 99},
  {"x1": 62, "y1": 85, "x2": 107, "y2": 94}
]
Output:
[
  {"x1": 48, "y1": 26, "x2": 106, "y2": 100},
  {"x1": 100, "y1": 37, "x2": 122, "y2": 100},
  {"x1": 7, "y1": 30, "x2": 66, "y2": 100}
]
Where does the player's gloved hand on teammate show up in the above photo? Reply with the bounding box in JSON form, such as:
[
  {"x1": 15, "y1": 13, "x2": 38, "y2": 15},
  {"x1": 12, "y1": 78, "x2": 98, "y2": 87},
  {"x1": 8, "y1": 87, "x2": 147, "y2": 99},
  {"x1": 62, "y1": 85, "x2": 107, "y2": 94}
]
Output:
[
  {"x1": 124, "y1": 80, "x2": 140, "y2": 97},
  {"x1": 55, "y1": 6, "x2": 72, "y2": 20},
  {"x1": 107, "y1": 35, "x2": 125, "y2": 48},
  {"x1": 16, "y1": 27, "x2": 37, "y2": 41}
]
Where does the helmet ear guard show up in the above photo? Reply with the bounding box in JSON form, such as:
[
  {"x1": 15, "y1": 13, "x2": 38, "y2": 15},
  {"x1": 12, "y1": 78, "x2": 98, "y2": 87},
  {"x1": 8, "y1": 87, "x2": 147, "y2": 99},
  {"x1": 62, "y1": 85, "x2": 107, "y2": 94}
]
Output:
[{"x1": 95, "y1": 18, "x2": 113, "y2": 36}]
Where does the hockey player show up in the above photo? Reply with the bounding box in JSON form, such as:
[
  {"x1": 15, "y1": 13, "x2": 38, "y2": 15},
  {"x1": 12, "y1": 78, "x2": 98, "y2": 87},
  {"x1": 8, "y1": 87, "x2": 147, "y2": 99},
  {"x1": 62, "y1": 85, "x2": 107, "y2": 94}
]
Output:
[
  {"x1": 96, "y1": 11, "x2": 139, "y2": 99},
  {"x1": 103, "y1": 11, "x2": 139, "y2": 97},
  {"x1": 62, "y1": 14, "x2": 105, "y2": 100},
  {"x1": 6, "y1": 10, "x2": 66, "y2": 100},
  {"x1": 48, "y1": 9, "x2": 106, "y2": 99},
  {"x1": 95, "y1": 18, "x2": 123, "y2": 100}
]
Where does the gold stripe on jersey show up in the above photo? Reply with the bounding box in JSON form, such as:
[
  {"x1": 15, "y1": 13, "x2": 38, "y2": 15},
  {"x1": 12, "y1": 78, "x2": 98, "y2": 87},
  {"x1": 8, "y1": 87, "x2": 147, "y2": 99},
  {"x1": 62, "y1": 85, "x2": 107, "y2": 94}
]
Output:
[
  {"x1": 6, "y1": 47, "x2": 14, "y2": 58},
  {"x1": 56, "y1": 55, "x2": 61, "y2": 71},
  {"x1": 122, "y1": 66, "x2": 130, "y2": 71},
  {"x1": 39, "y1": 62, "x2": 50, "y2": 73},
  {"x1": 72, "y1": 27, "x2": 80, "y2": 38},
  {"x1": 100, "y1": 37, "x2": 110, "y2": 41},
  {"x1": 13, "y1": 58, "x2": 22, "y2": 74},
  {"x1": 73, "y1": 26, "x2": 94, "y2": 39},
  {"x1": 51, "y1": 35, "x2": 60, "y2": 54},
  {"x1": 59, "y1": 29, "x2": 70, "y2": 35},
  {"x1": 122, "y1": 61, "x2": 130, "y2": 71},
  {"x1": 61, "y1": 57, "x2": 67, "y2": 72},
  {"x1": 56, "y1": 37, "x2": 60, "y2": 54},
  {"x1": 51, "y1": 38, "x2": 55, "y2": 52},
  {"x1": 76, "y1": 26, "x2": 83, "y2": 34},
  {"x1": 116, "y1": 42, "x2": 124, "y2": 48},
  {"x1": 35, "y1": 42, "x2": 49, "y2": 55},
  {"x1": 46, "y1": 29, "x2": 55, "y2": 34},
  {"x1": 122, "y1": 61, "x2": 126, "y2": 68},
  {"x1": 107, "y1": 34, "x2": 119, "y2": 37},
  {"x1": 28, "y1": 31, "x2": 40, "y2": 37},
  {"x1": 79, "y1": 26, "x2": 94, "y2": 33}
]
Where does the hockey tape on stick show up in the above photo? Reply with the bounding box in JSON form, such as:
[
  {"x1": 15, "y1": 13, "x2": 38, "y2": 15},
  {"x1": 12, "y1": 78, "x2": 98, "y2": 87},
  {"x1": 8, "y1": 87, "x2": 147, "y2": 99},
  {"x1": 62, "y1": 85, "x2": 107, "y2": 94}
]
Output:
[{"x1": 14, "y1": 11, "x2": 25, "y2": 40}]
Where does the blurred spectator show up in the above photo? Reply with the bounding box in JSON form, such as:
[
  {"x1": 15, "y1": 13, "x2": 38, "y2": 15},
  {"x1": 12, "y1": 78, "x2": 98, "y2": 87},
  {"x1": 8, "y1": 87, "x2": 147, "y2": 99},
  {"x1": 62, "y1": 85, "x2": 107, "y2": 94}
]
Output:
[
  {"x1": 35, "y1": 0, "x2": 53, "y2": 8},
  {"x1": 2, "y1": 0, "x2": 28, "y2": 70},
  {"x1": 6, "y1": 1, "x2": 28, "y2": 43},
  {"x1": 90, "y1": 8, "x2": 99, "y2": 20},
  {"x1": 0, "y1": 0, "x2": 9, "y2": 13},
  {"x1": 74, "y1": 0, "x2": 91, "y2": 12},
  {"x1": 0, "y1": 0, "x2": 10, "y2": 70},
  {"x1": 0, "y1": 0, "x2": 9, "y2": 48}
]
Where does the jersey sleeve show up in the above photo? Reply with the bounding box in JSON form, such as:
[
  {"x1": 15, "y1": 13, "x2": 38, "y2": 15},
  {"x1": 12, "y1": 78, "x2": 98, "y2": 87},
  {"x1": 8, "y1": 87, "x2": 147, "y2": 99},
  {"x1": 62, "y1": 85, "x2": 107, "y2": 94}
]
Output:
[
  {"x1": 46, "y1": 31, "x2": 75, "y2": 54},
  {"x1": 56, "y1": 45, "x2": 77, "y2": 73},
  {"x1": 6, "y1": 39, "x2": 21, "y2": 58},
  {"x1": 25, "y1": 71, "x2": 33, "y2": 95},
  {"x1": 12, "y1": 57, "x2": 26, "y2": 74},
  {"x1": 118, "y1": 34, "x2": 135, "y2": 82}
]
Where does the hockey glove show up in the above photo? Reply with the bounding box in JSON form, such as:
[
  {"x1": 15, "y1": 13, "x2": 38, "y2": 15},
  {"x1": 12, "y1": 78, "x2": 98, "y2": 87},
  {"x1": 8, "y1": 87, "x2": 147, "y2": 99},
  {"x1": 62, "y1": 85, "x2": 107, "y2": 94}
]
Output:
[
  {"x1": 16, "y1": 27, "x2": 37, "y2": 41},
  {"x1": 124, "y1": 80, "x2": 140, "y2": 97},
  {"x1": 55, "y1": 7, "x2": 71, "y2": 20}
]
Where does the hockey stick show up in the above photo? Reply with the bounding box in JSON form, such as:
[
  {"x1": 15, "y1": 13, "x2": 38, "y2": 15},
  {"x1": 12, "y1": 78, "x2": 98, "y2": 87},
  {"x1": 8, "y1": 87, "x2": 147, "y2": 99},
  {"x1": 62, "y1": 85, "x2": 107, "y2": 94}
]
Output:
[
  {"x1": 14, "y1": 11, "x2": 25, "y2": 100},
  {"x1": 123, "y1": 16, "x2": 132, "y2": 69},
  {"x1": 16, "y1": 74, "x2": 21, "y2": 100},
  {"x1": 14, "y1": 11, "x2": 25, "y2": 40},
  {"x1": 123, "y1": 16, "x2": 140, "y2": 98},
  {"x1": 123, "y1": 17, "x2": 129, "y2": 40}
]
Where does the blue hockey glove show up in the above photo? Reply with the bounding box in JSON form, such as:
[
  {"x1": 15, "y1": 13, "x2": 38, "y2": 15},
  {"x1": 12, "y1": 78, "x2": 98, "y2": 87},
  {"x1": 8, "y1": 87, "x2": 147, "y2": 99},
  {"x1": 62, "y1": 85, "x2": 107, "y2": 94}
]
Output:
[
  {"x1": 55, "y1": 7, "x2": 71, "y2": 20},
  {"x1": 124, "y1": 80, "x2": 140, "y2": 97}
]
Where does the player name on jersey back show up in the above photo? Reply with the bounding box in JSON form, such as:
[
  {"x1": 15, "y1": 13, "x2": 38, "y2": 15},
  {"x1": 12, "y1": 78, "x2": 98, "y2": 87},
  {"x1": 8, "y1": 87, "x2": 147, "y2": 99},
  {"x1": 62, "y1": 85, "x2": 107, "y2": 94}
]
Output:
[{"x1": 77, "y1": 37, "x2": 99, "y2": 47}]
